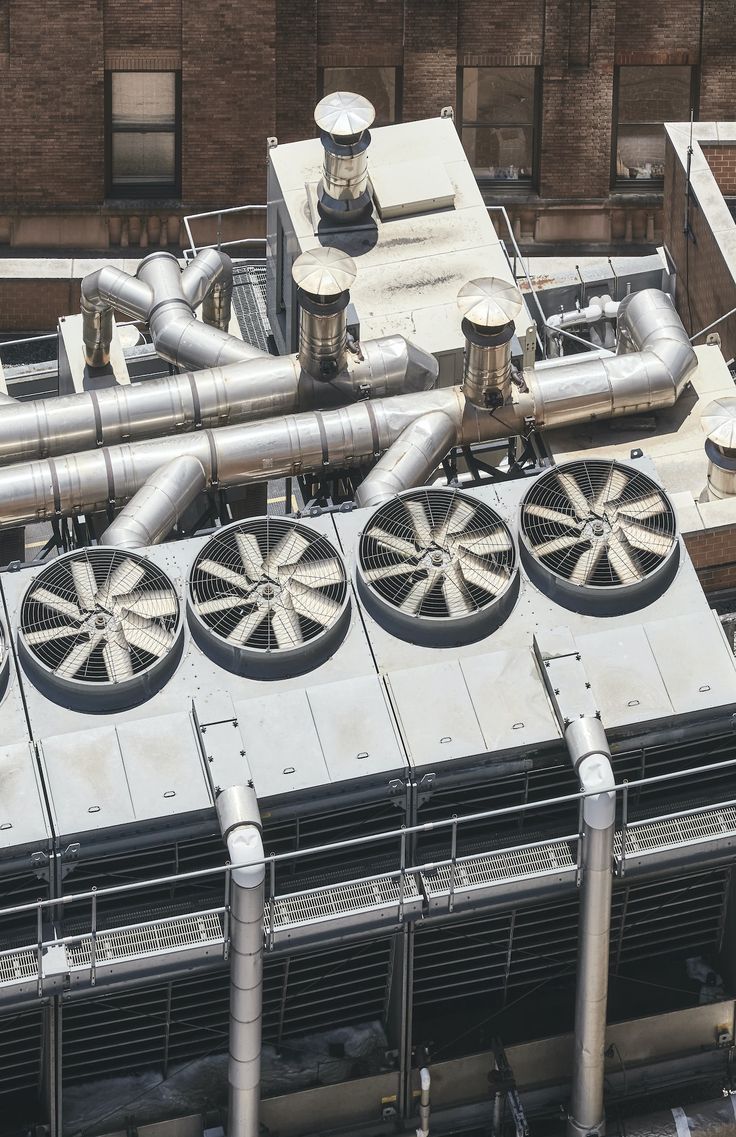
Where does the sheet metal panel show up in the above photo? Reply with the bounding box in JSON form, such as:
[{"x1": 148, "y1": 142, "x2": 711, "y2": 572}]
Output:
[
  {"x1": 576, "y1": 625, "x2": 674, "y2": 728},
  {"x1": 645, "y1": 612, "x2": 736, "y2": 715},
  {"x1": 386, "y1": 660, "x2": 485, "y2": 766},
  {"x1": 39, "y1": 727, "x2": 136, "y2": 836},
  {"x1": 460, "y1": 648, "x2": 561, "y2": 752},
  {"x1": 305, "y1": 675, "x2": 406, "y2": 781},
  {"x1": 237, "y1": 688, "x2": 330, "y2": 799},
  {"x1": 115, "y1": 714, "x2": 212, "y2": 820},
  {"x1": 0, "y1": 742, "x2": 51, "y2": 855}
]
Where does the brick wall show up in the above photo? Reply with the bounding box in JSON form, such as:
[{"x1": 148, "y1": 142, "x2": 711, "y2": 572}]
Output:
[
  {"x1": 685, "y1": 526, "x2": 736, "y2": 593},
  {"x1": 702, "y1": 145, "x2": 736, "y2": 195}
]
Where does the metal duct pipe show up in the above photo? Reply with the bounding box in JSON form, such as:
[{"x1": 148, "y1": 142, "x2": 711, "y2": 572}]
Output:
[
  {"x1": 201, "y1": 252, "x2": 234, "y2": 333},
  {"x1": 623, "y1": 1096, "x2": 736, "y2": 1137},
  {"x1": 314, "y1": 92, "x2": 375, "y2": 224},
  {"x1": 529, "y1": 288, "x2": 697, "y2": 428},
  {"x1": 100, "y1": 454, "x2": 206, "y2": 548},
  {"x1": 0, "y1": 333, "x2": 436, "y2": 468},
  {"x1": 81, "y1": 267, "x2": 153, "y2": 368},
  {"x1": 293, "y1": 248, "x2": 357, "y2": 379},
  {"x1": 457, "y1": 278, "x2": 524, "y2": 409},
  {"x1": 181, "y1": 248, "x2": 231, "y2": 311},
  {"x1": 216, "y1": 784, "x2": 265, "y2": 1137},
  {"x1": 0, "y1": 387, "x2": 529, "y2": 528},
  {"x1": 417, "y1": 1067, "x2": 431, "y2": 1137},
  {"x1": 702, "y1": 398, "x2": 736, "y2": 499},
  {"x1": 354, "y1": 410, "x2": 456, "y2": 507},
  {"x1": 564, "y1": 716, "x2": 616, "y2": 1137}
]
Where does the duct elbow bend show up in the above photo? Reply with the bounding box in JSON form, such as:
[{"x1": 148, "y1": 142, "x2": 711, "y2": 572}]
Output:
[
  {"x1": 227, "y1": 826, "x2": 266, "y2": 891},
  {"x1": 564, "y1": 717, "x2": 616, "y2": 830},
  {"x1": 354, "y1": 410, "x2": 457, "y2": 508},
  {"x1": 81, "y1": 267, "x2": 153, "y2": 368},
  {"x1": 181, "y1": 248, "x2": 232, "y2": 311}
]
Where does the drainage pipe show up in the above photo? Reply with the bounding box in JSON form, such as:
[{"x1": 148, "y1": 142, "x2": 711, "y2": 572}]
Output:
[
  {"x1": 623, "y1": 1096, "x2": 736, "y2": 1137},
  {"x1": 0, "y1": 333, "x2": 437, "y2": 468},
  {"x1": 354, "y1": 410, "x2": 456, "y2": 507},
  {"x1": 100, "y1": 454, "x2": 206, "y2": 548},
  {"x1": 564, "y1": 716, "x2": 616, "y2": 1137},
  {"x1": 215, "y1": 784, "x2": 265, "y2": 1137}
]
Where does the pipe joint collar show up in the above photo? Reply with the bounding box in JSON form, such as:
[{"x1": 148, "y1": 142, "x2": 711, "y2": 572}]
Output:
[{"x1": 216, "y1": 783, "x2": 261, "y2": 839}]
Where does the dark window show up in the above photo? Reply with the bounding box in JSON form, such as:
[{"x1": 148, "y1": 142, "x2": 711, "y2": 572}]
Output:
[
  {"x1": 614, "y1": 66, "x2": 693, "y2": 185},
  {"x1": 107, "y1": 71, "x2": 180, "y2": 199},
  {"x1": 459, "y1": 67, "x2": 538, "y2": 185},
  {"x1": 321, "y1": 67, "x2": 400, "y2": 126}
]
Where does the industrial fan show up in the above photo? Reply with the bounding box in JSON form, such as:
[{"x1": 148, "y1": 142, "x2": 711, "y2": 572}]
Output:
[
  {"x1": 187, "y1": 517, "x2": 350, "y2": 677},
  {"x1": 519, "y1": 459, "x2": 679, "y2": 614},
  {"x1": 356, "y1": 488, "x2": 518, "y2": 646},
  {"x1": 18, "y1": 549, "x2": 183, "y2": 711},
  {"x1": 0, "y1": 617, "x2": 9, "y2": 703}
]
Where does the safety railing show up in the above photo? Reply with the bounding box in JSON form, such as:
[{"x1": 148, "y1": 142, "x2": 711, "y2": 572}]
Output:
[{"x1": 182, "y1": 204, "x2": 267, "y2": 260}]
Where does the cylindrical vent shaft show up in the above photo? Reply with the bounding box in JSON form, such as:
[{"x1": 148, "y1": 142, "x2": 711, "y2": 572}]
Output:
[
  {"x1": 314, "y1": 92, "x2": 375, "y2": 225},
  {"x1": 462, "y1": 319, "x2": 515, "y2": 408},
  {"x1": 702, "y1": 398, "x2": 736, "y2": 499},
  {"x1": 298, "y1": 291, "x2": 349, "y2": 378}
]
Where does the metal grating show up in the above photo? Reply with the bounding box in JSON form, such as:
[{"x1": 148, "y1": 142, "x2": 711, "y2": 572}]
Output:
[
  {"x1": 0, "y1": 948, "x2": 37, "y2": 984},
  {"x1": 231, "y1": 260, "x2": 270, "y2": 352},
  {"x1": 67, "y1": 912, "x2": 223, "y2": 969},
  {"x1": 269, "y1": 873, "x2": 420, "y2": 931},
  {"x1": 615, "y1": 805, "x2": 736, "y2": 858},
  {"x1": 422, "y1": 838, "x2": 576, "y2": 897}
]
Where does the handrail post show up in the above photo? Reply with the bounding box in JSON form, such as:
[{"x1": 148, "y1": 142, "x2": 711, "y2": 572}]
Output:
[
  {"x1": 90, "y1": 887, "x2": 97, "y2": 987},
  {"x1": 398, "y1": 827, "x2": 406, "y2": 925},
  {"x1": 620, "y1": 781, "x2": 629, "y2": 879},
  {"x1": 36, "y1": 900, "x2": 43, "y2": 998},
  {"x1": 223, "y1": 864, "x2": 231, "y2": 961},
  {"x1": 576, "y1": 794, "x2": 584, "y2": 888},
  {"x1": 448, "y1": 815, "x2": 458, "y2": 913},
  {"x1": 268, "y1": 855, "x2": 276, "y2": 952}
]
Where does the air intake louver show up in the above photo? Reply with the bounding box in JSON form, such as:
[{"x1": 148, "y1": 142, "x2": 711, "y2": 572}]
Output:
[
  {"x1": 356, "y1": 488, "x2": 518, "y2": 646},
  {"x1": 187, "y1": 518, "x2": 350, "y2": 678},
  {"x1": 519, "y1": 459, "x2": 678, "y2": 614},
  {"x1": 18, "y1": 549, "x2": 183, "y2": 711}
]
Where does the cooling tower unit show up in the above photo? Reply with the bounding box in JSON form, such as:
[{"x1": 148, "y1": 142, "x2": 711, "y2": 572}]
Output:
[{"x1": 519, "y1": 459, "x2": 679, "y2": 615}]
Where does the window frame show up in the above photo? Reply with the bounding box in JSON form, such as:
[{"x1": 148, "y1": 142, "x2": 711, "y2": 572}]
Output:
[
  {"x1": 457, "y1": 65, "x2": 541, "y2": 192},
  {"x1": 611, "y1": 64, "x2": 698, "y2": 191},
  {"x1": 318, "y1": 66, "x2": 403, "y2": 127},
  {"x1": 105, "y1": 70, "x2": 182, "y2": 201}
]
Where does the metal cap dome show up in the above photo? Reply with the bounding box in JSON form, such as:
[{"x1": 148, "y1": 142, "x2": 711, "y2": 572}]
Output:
[
  {"x1": 702, "y1": 397, "x2": 736, "y2": 454},
  {"x1": 314, "y1": 91, "x2": 375, "y2": 138},
  {"x1": 457, "y1": 277, "x2": 523, "y2": 330},
  {"x1": 292, "y1": 247, "x2": 357, "y2": 299}
]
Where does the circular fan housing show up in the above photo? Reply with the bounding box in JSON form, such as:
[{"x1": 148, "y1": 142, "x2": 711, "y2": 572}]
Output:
[
  {"x1": 519, "y1": 459, "x2": 679, "y2": 615},
  {"x1": 0, "y1": 617, "x2": 9, "y2": 703},
  {"x1": 356, "y1": 488, "x2": 518, "y2": 647},
  {"x1": 18, "y1": 549, "x2": 183, "y2": 712},
  {"x1": 187, "y1": 518, "x2": 350, "y2": 679}
]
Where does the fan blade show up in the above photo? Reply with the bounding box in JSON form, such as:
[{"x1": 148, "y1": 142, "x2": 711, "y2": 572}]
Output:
[
  {"x1": 288, "y1": 578, "x2": 343, "y2": 624},
  {"x1": 434, "y1": 497, "x2": 472, "y2": 544},
  {"x1": 606, "y1": 533, "x2": 642, "y2": 584},
  {"x1": 102, "y1": 629, "x2": 134, "y2": 682},
  {"x1": 31, "y1": 587, "x2": 82, "y2": 622},
  {"x1": 616, "y1": 493, "x2": 668, "y2": 520},
  {"x1": 362, "y1": 561, "x2": 416, "y2": 583},
  {"x1": 367, "y1": 526, "x2": 418, "y2": 560},
  {"x1": 104, "y1": 558, "x2": 146, "y2": 599},
  {"x1": 557, "y1": 473, "x2": 591, "y2": 519},
  {"x1": 197, "y1": 595, "x2": 244, "y2": 615},
  {"x1": 618, "y1": 518, "x2": 673, "y2": 557},
  {"x1": 399, "y1": 569, "x2": 442, "y2": 615},
  {"x1": 289, "y1": 557, "x2": 345, "y2": 588},
  {"x1": 592, "y1": 466, "x2": 630, "y2": 514},
  {"x1": 524, "y1": 503, "x2": 580, "y2": 529},
  {"x1": 569, "y1": 543, "x2": 605, "y2": 586},
  {"x1": 235, "y1": 531, "x2": 264, "y2": 580},
  {"x1": 534, "y1": 533, "x2": 586, "y2": 557},
  {"x1": 441, "y1": 562, "x2": 475, "y2": 616},
  {"x1": 56, "y1": 632, "x2": 101, "y2": 679},
  {"x1": 120, "y1": 614, "x2": 174, "y2": 658},
  {"x1": 198, "y1": 558, "x2": 249, "y2": 590},
  {"x1": 117, "y1": 589, "x2": 179, "y2": 618},
  {"x1": 265, "y1": 530, "x2": 311, "y2": 572},
  {"x1": 270, "y1": 602, "x2": 304, "y2": 648},
  {"x1": 458, "y1": 549, "x2": 510, "y2": 596},
  {"x1": 404, "y1": 500, "x2": 433, "y2": 548},
  {"x1": 24, "y1": 624, "x2": 81, "y2": 646},
  {"x1": 453, "y1": 526, "x2": 513, "y2": 555},
  {"x1": 71, "y1": 560, "x2": 98, "y2": 612},
  {"x1": 227, "y1": 607, "x2": 267, "y2": 644}
]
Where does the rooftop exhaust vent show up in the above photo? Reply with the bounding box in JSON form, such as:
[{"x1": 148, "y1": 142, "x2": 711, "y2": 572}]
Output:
[
  {"x1": 519, "y1": 460, "x2": 679, "y2": 615},
  {"x1": 18, "y1": 550, "x2": 183, "y2": 711},
  {"x1": 314, "y1": 91, "x2": 375, "y2": 225},
  {"x1": 356, "y1": 488, "x2": 518, "y2": 646},
  {"x1": 457, "y1": 277, "x2": 523, "y2": 408},
  {"x1": 187, "y1": 518, "x2": 350, "y2": 678},
  {"x1": 703, "y1": 397, "x2": 736, "y2": 499}
]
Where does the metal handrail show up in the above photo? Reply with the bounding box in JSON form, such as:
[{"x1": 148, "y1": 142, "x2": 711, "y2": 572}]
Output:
[{"x1": 183, "y1": 204, "x2": 267, "y2": 258}]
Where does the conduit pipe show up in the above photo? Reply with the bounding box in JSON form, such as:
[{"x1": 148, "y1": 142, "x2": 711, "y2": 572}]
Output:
[
  {"x1": 0, "y1": 333, "x2": 437, "y2": 468},
  {"x1": 547, "y1": 296, "x2": 620, "y2": 330},
  {"x1": 215, "y1": 784, "x2": 265, "y2": 1137},
  {"x1": 81, "y1": 250, "x2": 266, "y2": 371},
  {"x1": 100, "y1": 455, "x2": 206, "y2": 548},
  {"x1": 354, "y1": 410, "x2": 456, "y2": 507},
  {"x1": 564, "y1": 716, "x2": 616, "y2": 1137}
]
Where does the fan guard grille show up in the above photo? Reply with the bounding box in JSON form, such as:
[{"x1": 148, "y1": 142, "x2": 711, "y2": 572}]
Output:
[
  {"x1": 520, "y1": 459, "x2": 678, "y2": 613},
  {"x1": 187, "y1": 518, "x2": 350, "y2": 677},
  {"x1": 0, "y1": 618, "x2": 9, "y2": 703},
  {"x1": 18, "y1": 549, "x2": 182, "y2": 711},
  {"x1": 357, "y1": 488, "x2": 518, "y2": 646}
]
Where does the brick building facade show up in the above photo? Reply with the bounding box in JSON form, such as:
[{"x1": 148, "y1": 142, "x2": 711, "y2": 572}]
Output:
[{"x1": 0, "y1": 0, "x2": 735, "y2": 254}]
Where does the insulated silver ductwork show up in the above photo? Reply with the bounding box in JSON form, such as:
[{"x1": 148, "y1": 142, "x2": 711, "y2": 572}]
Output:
[
  {"x1": 354, "y1": 410, "x2": 456, "y2": 507},
  {"x1": 100, "y1": 455, "x2": 206, "y2": 548},
  {"x1": 314, "y1": 91, "x2": 375, "y2": 224},
  {"x1": 624, "y1": 1096, "x2": 736, "y2": 1137},
  {"x1": 564, "y1": 716, "x2": 616, "y2": 1137},
  {"x1": 216, "y1": 784, "x2": 265, "y2": 1137},
  {"x1": 81, "y1": 249, "x2": 266, "y2": 370},
  {"x1": 0, "y1": 333, "x2": 436, "y2": 468},
  {"x1": 293, "y1": 247, "x2": 357, "y2": 378},
  {"x1": 457, "y1": 278, "x2": 524, "y2": 409},
  {"x1": 529, "y1": 289, "x2": 698, "y2": 428}
]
